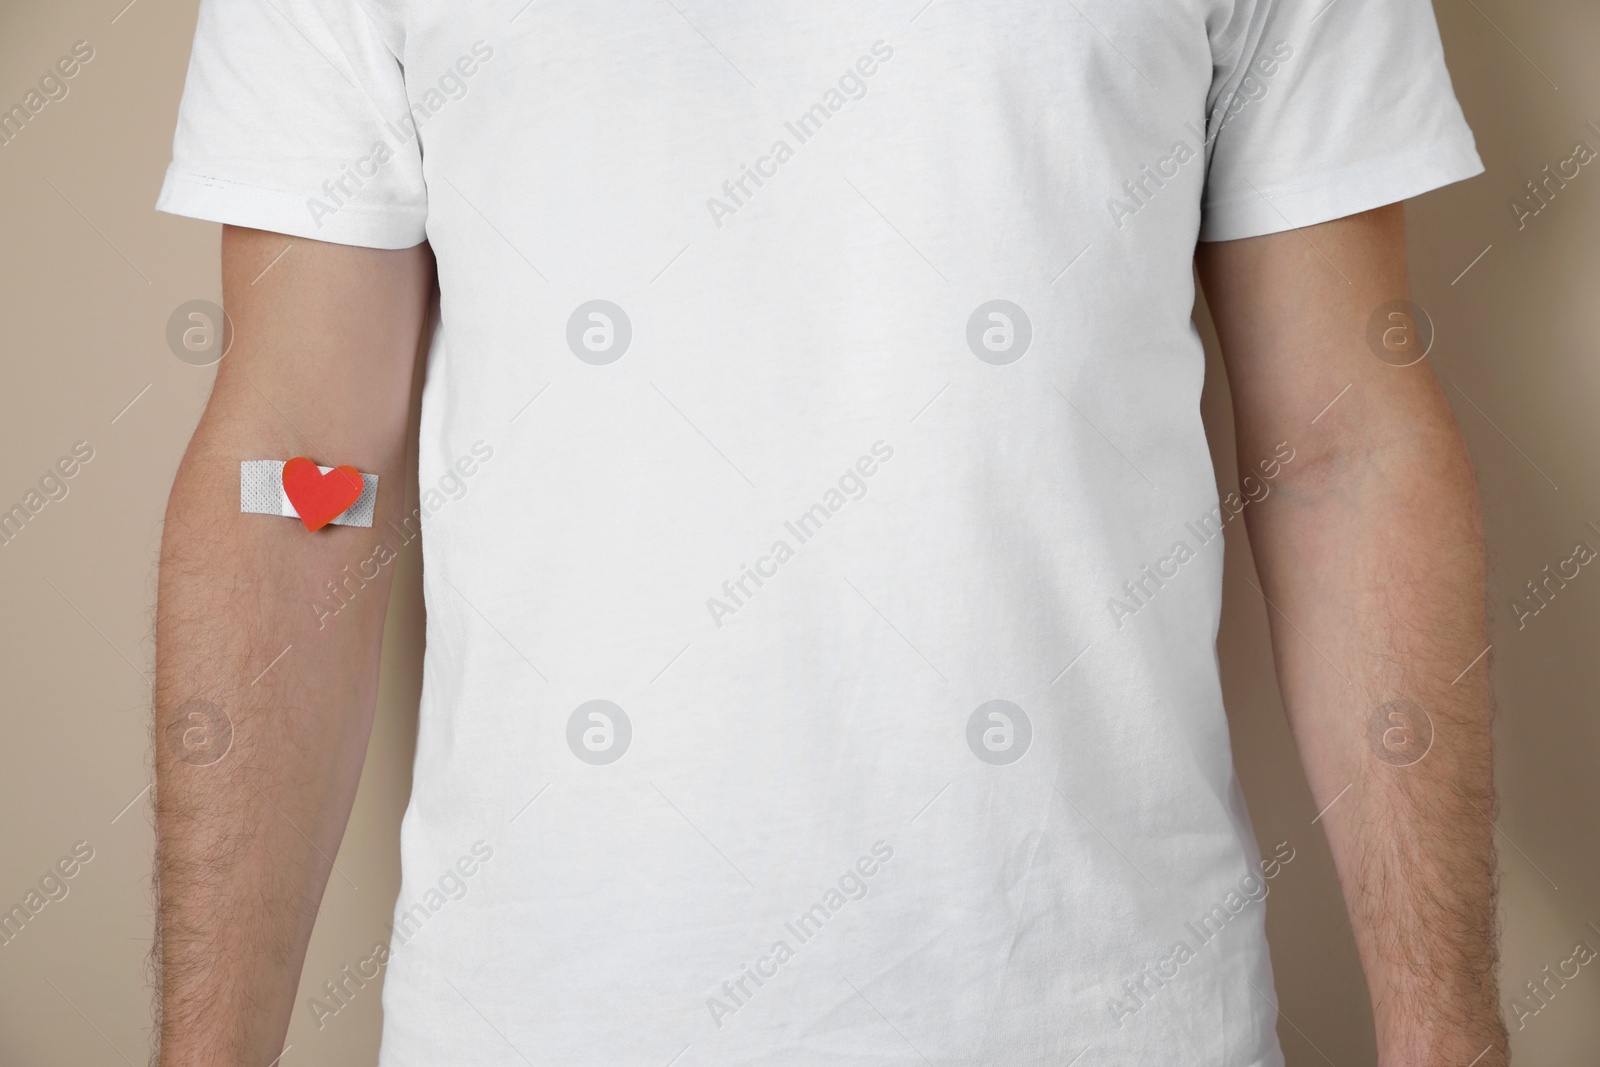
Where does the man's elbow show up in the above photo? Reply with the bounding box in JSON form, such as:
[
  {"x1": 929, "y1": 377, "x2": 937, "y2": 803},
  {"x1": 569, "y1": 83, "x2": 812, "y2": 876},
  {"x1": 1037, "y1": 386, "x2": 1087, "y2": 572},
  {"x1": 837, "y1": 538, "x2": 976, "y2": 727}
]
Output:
[{"x1": 1256, "y1": 386, "x2": 1481, "y2": 521}]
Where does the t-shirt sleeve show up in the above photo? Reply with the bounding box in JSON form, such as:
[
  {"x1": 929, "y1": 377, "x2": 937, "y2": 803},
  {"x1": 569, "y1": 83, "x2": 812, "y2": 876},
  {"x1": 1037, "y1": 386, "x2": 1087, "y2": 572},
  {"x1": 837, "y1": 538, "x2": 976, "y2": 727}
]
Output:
[
  {"x1": 1199, "y1": 0, "x2": 1482, "y2": 242},
  {"x1": 155, "y1": 0, "x2": 427, "y2": 248}
]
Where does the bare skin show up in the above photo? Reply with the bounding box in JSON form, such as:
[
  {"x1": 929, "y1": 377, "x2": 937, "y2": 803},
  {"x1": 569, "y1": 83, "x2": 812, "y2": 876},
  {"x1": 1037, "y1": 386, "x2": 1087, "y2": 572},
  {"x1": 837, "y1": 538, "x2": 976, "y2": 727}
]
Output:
[
  {"x1": 153, "y1": 208, "x2": 1504, "y2": 1065},
  {"x1": 153, "y1": 226, "x2": 433, "y2": 1065},
  {"x1": 1199, "y1": 203, "x2": 1505, "y2": 1064}
]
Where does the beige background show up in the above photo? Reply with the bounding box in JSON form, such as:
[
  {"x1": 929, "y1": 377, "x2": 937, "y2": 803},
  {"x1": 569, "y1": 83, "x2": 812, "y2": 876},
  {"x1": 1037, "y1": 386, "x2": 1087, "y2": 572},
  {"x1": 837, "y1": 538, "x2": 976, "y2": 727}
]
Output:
[{"x1": 1, "y1": 1, "x2": 1596, "y2": 1063}]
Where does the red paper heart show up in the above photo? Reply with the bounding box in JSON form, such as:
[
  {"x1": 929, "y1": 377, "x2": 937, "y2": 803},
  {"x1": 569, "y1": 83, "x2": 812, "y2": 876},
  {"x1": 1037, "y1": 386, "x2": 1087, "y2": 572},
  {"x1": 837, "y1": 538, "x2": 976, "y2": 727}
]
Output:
[{"x1": 281, "y1": 457, "x2": 363, "y2": 532}]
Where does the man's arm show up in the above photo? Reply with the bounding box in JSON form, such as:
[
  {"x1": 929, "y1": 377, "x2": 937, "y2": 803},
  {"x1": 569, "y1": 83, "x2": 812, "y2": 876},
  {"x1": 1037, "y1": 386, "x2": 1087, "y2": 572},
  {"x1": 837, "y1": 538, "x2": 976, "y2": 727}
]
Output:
[
  {"x1": 153, "y1": 226, "x2": 433, "y2": 1066},
  {"x1": 1196, "y1": 204, "x2": 1506, "y2": 1064}
]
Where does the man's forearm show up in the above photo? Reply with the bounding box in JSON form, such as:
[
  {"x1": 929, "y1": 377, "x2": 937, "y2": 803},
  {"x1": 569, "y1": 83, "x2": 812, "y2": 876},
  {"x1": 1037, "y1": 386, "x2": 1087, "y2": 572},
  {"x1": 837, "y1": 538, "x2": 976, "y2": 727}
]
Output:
[
  {"x1": 153, "y1": 229, "x2": 431, "y2": 1066},
  {"x1": 1244, "y1": 405, "x2": 1503, "y2": 1063},
  {"x1": 154, "y1": 421, "x2": 403, "y2": 1064}
]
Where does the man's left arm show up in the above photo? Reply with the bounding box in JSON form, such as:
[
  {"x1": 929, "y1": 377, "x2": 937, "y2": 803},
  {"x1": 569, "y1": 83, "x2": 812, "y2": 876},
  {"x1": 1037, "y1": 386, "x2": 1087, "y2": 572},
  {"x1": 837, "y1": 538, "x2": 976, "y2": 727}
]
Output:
[{"x1": 1196, "y1": 203, "x2": 1507, "y2": 1065}]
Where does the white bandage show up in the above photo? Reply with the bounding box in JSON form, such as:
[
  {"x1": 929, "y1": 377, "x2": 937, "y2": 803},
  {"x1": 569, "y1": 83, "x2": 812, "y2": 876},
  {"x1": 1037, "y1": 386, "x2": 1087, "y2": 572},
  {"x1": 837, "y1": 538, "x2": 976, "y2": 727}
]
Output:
[{"x1": 240, "y1": 460, "x2": 378, "y2": 528}]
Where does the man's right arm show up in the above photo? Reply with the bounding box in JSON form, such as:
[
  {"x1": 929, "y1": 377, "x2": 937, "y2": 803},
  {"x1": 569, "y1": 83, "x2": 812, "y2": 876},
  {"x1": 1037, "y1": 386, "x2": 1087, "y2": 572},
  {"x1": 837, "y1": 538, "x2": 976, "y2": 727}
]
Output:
[{"x1": 153, "y1": 225, "x2": 433, "y2": 1066}]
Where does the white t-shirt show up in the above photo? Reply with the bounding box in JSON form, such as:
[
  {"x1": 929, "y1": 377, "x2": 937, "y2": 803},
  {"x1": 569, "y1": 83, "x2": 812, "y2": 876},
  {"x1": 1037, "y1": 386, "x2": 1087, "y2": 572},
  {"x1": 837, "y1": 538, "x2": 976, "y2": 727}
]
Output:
[{"x1": 158, "y1": 2, "x2": 1480, "y2": 1063}]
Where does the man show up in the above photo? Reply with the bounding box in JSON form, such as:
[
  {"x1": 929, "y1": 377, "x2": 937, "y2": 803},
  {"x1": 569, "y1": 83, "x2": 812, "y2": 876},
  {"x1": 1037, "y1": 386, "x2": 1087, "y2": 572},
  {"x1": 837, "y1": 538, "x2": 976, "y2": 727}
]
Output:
[{"x1": 152, "y1": 0, "x2": 1504, "y2": 1063}]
